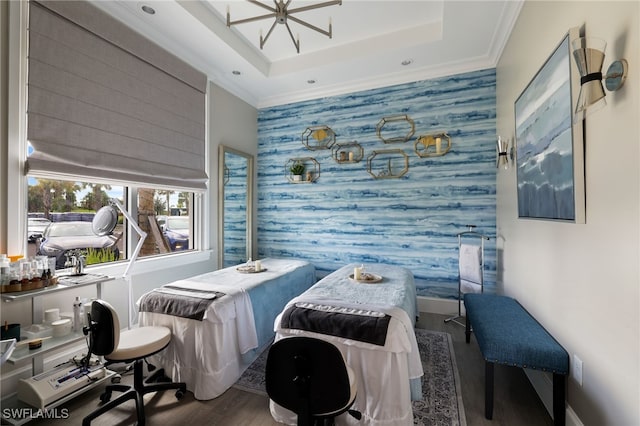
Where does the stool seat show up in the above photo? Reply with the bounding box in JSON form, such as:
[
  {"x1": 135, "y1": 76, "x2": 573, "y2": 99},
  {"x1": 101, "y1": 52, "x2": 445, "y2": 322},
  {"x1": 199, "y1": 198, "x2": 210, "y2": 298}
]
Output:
[{"x1": 106, "y1": 326, "x2": 171, "y2": 362}]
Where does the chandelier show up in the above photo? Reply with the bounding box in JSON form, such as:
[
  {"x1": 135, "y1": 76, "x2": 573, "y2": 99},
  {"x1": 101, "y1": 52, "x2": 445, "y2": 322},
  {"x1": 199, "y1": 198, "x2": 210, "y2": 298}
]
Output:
[{"x1": 226, "y1": 0, "x2": 342, "y2": 54}]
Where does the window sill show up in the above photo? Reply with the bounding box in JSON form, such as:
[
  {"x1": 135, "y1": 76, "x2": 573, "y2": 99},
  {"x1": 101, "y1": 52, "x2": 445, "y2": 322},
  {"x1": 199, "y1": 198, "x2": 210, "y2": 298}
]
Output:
[{"x1": 82, "y1": 250, "x2": 214, "y2": 278}]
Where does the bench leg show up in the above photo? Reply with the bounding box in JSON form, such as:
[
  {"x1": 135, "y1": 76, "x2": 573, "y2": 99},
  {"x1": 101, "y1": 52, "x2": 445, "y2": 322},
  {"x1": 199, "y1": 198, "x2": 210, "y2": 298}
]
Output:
[
  {"x1": 465, "y1": 315, "x2": 471, "y2": 343},
  {"x1": 553, "y1": 373, "x2": 566, "y2": 426},
  {"x1": 485, "y1": 361, "x2": 494, "y2": 420}
]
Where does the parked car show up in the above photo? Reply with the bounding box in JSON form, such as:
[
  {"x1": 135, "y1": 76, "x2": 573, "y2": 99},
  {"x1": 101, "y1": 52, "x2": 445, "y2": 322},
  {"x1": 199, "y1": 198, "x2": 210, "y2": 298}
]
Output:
[
  {"x1": 37, "y1": 221, "x2": 120, "y2": 269},
  {"x1": 27, "y1": 217, "x2": 51, "y2": 242},
  {"x1": 160, "y1": 216, "x2": 190, "y2": 251}
]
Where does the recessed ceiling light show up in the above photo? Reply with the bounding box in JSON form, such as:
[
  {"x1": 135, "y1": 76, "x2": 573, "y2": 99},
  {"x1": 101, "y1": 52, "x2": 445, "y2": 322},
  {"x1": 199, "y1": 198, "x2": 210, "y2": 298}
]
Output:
[
  {"x1": 307, "y1": 79, "x2": 317, "y2": 84},
  {"x1": 141, "y1": 5, "x2": 155, "y2": 15},
  {"x1": 232, "y1": 70, "x2": 241, "y2": 76},
  {"x1": 401, "y1": 59, "x2": 413, "y2": 66}
]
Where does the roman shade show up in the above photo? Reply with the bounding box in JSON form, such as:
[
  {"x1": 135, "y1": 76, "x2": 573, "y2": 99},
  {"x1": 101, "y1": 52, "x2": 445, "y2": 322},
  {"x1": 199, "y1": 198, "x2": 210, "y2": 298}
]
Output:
[{"x1": 25, "y1": 0, "x2": 208, "y2": 191}]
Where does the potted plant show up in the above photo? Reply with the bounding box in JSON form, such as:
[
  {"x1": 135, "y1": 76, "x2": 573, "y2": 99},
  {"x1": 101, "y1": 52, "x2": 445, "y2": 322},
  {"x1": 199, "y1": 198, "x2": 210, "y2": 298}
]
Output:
[{"x1": 290, "y1": 161, "x2": 305, "y2": 182}]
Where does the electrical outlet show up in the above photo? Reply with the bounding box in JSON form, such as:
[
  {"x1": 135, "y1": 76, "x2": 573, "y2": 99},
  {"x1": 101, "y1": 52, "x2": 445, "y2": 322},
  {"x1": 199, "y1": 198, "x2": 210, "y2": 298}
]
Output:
[{"x1": 572, "y1": 354, "x2": 583, "y2": 386}]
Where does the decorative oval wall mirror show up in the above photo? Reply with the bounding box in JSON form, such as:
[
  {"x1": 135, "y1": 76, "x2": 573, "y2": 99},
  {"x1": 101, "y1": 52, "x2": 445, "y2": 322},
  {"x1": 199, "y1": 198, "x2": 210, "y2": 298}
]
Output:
[{"x1": 218, "y1": 145, "x2": 254, "y2": 268}]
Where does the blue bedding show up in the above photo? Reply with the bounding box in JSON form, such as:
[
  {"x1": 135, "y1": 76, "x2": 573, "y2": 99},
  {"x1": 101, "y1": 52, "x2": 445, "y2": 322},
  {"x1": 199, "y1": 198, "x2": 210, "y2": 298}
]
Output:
[
  {"x1": 296, "y1": 263, "x2": 417, "y2": 324},
  {"x1": 245, "y1": 261, "x2": 317, "y2": 352}
]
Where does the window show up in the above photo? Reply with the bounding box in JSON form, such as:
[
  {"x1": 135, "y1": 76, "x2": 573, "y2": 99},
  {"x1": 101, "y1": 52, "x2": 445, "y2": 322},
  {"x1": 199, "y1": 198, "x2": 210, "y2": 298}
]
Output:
[
  {"x1": 4, "y1": 1, "x2": 207, "y2": 265},
  {"x1": 27, "y1": 177, "x2": 194, "y2": 271}
]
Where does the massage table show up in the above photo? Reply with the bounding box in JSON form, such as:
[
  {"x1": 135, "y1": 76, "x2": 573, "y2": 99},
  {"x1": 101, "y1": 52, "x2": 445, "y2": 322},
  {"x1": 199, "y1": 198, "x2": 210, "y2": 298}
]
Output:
[
  {"x1": 271, "y1": 263, "x2": 422, "y2": 426},
  {"x1": 137, "y1": 258, "x2": 316, "y2": 400}
]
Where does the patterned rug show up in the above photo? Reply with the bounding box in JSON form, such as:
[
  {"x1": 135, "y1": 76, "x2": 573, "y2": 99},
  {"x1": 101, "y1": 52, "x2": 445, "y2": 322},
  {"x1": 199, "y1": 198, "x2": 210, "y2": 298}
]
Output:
[{"x1": 233, "y1": 328, "x2": 467, "y2": 426}]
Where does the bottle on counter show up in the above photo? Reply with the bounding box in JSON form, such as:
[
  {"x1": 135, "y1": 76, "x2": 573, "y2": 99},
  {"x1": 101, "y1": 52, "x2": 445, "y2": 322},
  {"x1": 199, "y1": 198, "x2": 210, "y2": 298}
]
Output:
[
  {"x1": 19, "y1": 259, "x2": 31, "y2": 283},
  {"x1": 0, "y1": 254, "x2": 9, "y2": 287},
  {"x1": 73, "y1": 297, "x2": 82, "y2": 332},
  {"x1": 8, "y1": 262, "x2": 20, "y2": 283}
]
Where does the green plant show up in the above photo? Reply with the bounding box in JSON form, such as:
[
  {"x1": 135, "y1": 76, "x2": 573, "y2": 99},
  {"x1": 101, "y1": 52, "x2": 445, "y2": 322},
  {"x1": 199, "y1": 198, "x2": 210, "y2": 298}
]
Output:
[
  {"x1": 290, "y1": 161, "x2": 305, "y2": 175},
  {"x1": 85, "y1": 247, "x2": 118, "y2": 265}
]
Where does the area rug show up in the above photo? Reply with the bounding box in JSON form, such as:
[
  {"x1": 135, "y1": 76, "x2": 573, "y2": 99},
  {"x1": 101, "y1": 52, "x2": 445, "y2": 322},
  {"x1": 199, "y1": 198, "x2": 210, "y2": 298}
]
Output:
[{"x1": 233, "y1": 328, "x2": 467, "y2": 426}]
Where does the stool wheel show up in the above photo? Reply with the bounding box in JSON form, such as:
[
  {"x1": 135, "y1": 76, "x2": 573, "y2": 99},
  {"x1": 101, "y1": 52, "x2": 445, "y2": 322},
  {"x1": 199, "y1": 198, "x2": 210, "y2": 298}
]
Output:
[{"x1": 175, "y1": 389, "x2": 185, "y2": 400}]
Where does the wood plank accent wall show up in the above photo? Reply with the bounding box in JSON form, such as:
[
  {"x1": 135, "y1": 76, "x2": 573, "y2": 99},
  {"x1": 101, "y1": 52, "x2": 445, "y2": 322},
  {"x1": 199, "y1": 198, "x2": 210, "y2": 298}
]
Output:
[{"x1": 256, "y1": 69, "x2": 497, "y2": 298}]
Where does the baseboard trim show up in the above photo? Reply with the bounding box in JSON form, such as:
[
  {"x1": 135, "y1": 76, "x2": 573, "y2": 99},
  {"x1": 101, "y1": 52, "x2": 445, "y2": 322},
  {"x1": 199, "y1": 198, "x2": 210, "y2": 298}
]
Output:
[
  {"x1": 417, "y1": 295, "x2": 465, "y2": 316},
  {"x1": 566, "y1": 404, "x2": 584, "y2": 426},
  {"x1": 524, "y1": 369, "x2": 584, "y2": 426}
]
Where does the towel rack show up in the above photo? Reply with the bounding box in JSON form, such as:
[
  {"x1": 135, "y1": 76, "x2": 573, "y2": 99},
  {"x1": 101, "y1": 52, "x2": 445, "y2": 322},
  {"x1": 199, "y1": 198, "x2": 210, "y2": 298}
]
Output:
[{"x1": 445, "y1": 225, "x2": 490, "y2": 327}]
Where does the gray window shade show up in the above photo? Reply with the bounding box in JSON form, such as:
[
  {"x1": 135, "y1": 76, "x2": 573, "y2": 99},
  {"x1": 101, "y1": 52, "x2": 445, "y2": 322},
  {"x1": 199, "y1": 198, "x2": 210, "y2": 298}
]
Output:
[{"x1": 26, "y1": 0, "x2": 208, "y2": 191}]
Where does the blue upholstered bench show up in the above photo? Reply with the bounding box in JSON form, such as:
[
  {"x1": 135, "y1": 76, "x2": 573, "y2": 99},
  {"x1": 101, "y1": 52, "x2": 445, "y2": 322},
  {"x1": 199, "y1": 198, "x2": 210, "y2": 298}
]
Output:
[{"x1": 463, "y1": 293, "x2": 569, "y2": 426}]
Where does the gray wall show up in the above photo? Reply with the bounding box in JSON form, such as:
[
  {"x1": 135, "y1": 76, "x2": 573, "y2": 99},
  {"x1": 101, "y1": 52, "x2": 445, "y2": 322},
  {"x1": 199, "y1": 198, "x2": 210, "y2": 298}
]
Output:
[
  {"x1": 496, "y1": 1, "x2": 639, "y2": 424},
  {"x1": 209, "y1": 83, "x2": 259, "y2": 263}
]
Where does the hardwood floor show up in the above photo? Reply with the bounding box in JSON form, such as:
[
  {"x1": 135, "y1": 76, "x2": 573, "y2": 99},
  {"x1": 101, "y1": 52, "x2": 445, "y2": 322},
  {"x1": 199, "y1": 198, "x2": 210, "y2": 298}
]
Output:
[{"x1": 30, "y1": 313, "x2": 553, "y2": 426}]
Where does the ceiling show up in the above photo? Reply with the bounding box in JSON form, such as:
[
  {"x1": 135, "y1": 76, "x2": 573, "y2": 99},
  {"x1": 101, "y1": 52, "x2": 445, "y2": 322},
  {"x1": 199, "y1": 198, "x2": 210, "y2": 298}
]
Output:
[{"x1": 94, "y1": 1, "x2": 523, "y2": 108}]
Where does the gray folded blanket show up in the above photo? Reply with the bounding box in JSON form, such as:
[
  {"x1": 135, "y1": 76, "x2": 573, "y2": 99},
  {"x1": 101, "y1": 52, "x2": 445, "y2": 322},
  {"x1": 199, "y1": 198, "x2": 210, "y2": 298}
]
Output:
[
  {"x1": 139, "y1": 286, "x2": 225, "y2": 321},
  {"x1": 280, "y1": 302, "x2": 391, "y2": 346}
]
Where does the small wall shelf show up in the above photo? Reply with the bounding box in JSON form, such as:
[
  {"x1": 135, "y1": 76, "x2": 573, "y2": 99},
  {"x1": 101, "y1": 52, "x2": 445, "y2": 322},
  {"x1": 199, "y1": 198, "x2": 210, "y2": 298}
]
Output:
[
  {"x1": 302, "y1": 125, "x2": 336, "y2": 150},
  {"x1": 332, "y1": 141, "x2": 363, "y2": 164},
  {"x1": 285, "y1": 157, "x2": 320, "y2": 183},
  {"x1": 376, "y1": 115, "x2": 415, "y2": 144},
  {"x1": 414, "y1": 133, "x2": 452, "y2": 158},
  {"x1": 367, "y1": 149, "x2": 409, "y2": 179}
]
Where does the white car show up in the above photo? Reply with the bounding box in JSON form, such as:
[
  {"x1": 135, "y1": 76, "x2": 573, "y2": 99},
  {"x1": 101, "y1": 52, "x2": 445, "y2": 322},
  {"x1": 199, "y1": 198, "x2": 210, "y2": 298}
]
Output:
[
  {"x1": 37, "y1": 221, "x2": 120, "y2": 269},
  {"x1": 27, "y1": 217, "x2": 51, "y2": 242}
]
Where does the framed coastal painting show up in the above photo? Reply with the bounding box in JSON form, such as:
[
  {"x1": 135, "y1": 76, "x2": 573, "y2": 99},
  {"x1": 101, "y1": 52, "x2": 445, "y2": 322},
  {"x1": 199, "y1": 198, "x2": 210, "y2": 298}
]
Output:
[{"x1": 514, "y1": 27, "x2": 585, "y2": 223}]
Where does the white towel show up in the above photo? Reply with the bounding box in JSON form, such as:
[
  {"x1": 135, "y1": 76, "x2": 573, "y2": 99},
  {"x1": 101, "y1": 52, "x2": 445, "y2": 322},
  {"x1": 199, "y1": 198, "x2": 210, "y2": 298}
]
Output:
[
  {"x1": 460, "y1": 279, "x2": 482, "y2": 294},
  {"x1": 459, "y1": 243, "x2": 482, "y2": 284}
]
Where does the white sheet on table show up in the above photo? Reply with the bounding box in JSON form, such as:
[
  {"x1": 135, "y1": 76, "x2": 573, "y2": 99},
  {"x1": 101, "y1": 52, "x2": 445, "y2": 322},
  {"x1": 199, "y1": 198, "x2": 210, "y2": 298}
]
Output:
[
  {"x1": 137, "y1": 258, "x2": 314, "y2": 399},
  {"x1": 272, "y1": 296, "x2": 423, "y2": 426},
  {"x1": 138, "y1": 258, "x2": 311, "y2": 352},
  {"x1": 139, "y1": 309, "x2": 245, "y2": 400},
  {"x1": 154, "y1": 287, "x2": 220, "y2": 299},
  {"x1": 155, "y1": 280, "x2": 257, "y2": 353}
]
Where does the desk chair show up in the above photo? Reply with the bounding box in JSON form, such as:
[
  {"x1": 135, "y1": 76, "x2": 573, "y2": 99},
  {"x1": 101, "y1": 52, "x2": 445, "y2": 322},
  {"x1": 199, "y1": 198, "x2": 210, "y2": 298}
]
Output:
[
  {"x1": 82, "y1": 300, "x2": 186, "y2": 426},
  {"x1": 266, "y1": 336, "x2": 361, "y2": 426}
]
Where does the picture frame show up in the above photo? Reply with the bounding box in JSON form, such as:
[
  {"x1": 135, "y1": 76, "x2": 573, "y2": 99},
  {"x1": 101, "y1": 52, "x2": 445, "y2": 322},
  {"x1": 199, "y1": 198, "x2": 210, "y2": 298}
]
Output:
[{"x1": 514, "y1": 27, "x2": 585, "y2": 223}]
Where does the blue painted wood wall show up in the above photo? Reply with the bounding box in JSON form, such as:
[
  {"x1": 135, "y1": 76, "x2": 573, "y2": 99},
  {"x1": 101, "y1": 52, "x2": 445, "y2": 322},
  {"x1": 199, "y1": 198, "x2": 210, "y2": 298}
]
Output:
[{"x1": 257, "y1": 68, "x2": 497, "y2": 298}]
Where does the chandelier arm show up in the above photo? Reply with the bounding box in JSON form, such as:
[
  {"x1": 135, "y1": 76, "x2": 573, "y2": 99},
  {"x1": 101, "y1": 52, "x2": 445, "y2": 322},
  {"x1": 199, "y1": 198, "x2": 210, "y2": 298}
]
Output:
[
  {"x1": 233, "y1": 0, "x2": 341, "y2": 53},
  {"x1": 228, "y1": 12, "x2": 277, "y2": 26},
  {"x1": 260, "y1": 19, "x2": 279, "y2": 50},
  {"x1": 287, "y1": 15, "x2": 331, "y2": 38},
  {"x1": 247, "y1": 0, "x2": 277, "y2": 13},
  {"x1": 287, "y1": 0, "x2": 342, "y2": 15},
  {"x1": 284, "y1": 22, "x2": 300, "y2": 54}
]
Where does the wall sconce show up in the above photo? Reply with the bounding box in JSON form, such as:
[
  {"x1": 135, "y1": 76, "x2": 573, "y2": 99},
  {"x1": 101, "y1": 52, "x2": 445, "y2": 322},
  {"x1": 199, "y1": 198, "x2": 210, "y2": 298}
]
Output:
[
  {"x1": 496, "y1": 136, "x2": 512, "y2": 170},
  {"x1": 571, "y1": 37, "x2": 628, "y2": 122}
]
